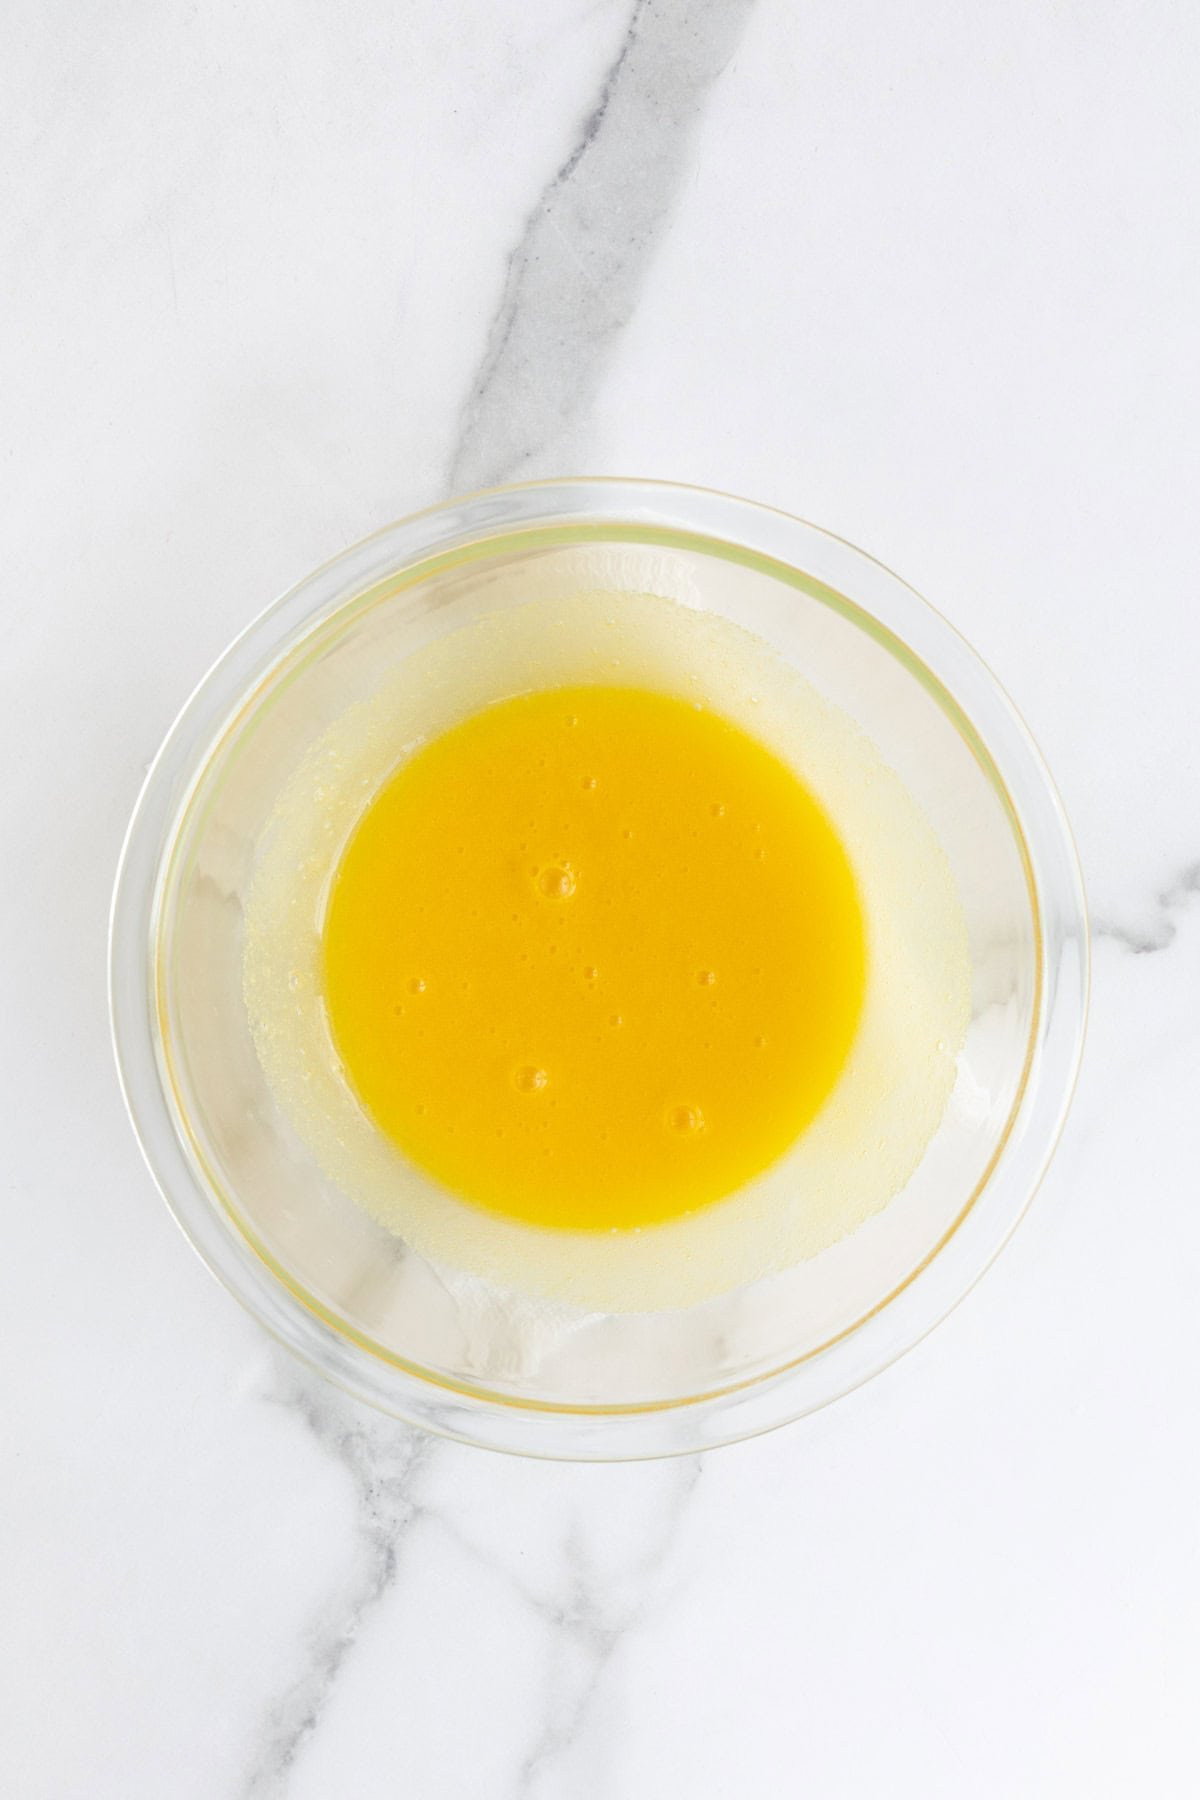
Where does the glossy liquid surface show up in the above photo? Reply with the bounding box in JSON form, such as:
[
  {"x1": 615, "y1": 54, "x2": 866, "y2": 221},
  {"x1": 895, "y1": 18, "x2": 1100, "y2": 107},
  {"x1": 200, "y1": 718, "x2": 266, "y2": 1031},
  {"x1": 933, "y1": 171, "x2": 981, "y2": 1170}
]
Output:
[{"x1": 322, "y1": 686, "x2": 866, "y2": 1230}]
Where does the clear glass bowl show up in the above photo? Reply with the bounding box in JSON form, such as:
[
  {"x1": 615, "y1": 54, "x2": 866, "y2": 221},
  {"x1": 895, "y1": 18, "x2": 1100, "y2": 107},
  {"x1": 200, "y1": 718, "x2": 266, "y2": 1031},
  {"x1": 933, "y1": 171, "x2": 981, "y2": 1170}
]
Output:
[{"x1": 110, "y1": 479, "x2": 1087, "y2": 1458}]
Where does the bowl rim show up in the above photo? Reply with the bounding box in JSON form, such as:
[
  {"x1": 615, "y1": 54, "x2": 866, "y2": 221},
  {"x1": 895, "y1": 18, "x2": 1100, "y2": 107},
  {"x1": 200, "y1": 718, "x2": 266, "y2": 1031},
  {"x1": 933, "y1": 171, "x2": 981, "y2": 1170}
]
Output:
[{"x1": 109, "y1": 476, "x2": 1089, "y2": 1459}]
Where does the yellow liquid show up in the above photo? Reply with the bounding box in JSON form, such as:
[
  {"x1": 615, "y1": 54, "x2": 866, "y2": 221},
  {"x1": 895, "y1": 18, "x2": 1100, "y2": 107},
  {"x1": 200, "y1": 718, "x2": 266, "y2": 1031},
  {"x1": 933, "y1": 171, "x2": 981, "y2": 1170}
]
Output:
[{"x1": 322, "y1": 686, "x2": 866, "y2": 1232}]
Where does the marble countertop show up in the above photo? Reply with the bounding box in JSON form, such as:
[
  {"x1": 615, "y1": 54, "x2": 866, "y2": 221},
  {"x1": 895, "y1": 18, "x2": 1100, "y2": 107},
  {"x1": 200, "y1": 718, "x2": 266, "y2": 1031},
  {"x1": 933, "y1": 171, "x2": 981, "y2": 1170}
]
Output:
[{"x1": 5, "y1": 3, "x2": 1199, "y2": 1795}]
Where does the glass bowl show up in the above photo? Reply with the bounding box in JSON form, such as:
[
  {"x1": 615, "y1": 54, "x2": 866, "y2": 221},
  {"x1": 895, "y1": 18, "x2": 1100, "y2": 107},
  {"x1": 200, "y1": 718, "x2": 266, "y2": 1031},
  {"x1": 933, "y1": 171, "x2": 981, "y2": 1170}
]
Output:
[{"x1": 110, "y1": 479, "x2": 1087, "y2": 1459}]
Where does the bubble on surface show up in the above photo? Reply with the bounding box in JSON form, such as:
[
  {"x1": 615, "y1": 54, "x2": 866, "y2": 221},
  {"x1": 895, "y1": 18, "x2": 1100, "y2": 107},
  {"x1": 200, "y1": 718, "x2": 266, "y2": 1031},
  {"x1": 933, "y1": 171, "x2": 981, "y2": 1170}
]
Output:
[
  {"x1": 514, "y1": 1065, "x2": 549, "y2": 1094},
  {"x1": 669, "y1": 1104, "x2": 705, "y2": 1135},
  {"x1": 537, "y1": 863, "x2": 577, "y2": 899}
]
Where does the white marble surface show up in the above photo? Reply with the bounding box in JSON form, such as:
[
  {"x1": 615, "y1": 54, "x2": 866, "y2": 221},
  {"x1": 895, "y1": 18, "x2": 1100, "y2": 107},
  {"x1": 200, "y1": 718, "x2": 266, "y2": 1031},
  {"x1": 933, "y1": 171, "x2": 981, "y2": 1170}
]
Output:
[{"x1": 4, "y1": 2, "x2": 1200, "y2": 1794}]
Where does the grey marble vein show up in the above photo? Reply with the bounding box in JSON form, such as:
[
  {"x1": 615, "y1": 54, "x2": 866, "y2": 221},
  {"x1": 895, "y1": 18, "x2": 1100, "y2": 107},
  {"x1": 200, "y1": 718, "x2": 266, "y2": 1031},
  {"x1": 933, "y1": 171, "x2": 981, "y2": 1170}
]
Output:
[
  {"x1": 448, "y1": 0, "x2": 757, "y2": 494},
  {"x1": 240, "y1": 1362, "x2": 437, "y2": 1799},
  {"x1": 1092, "y1": 862, "x2": 1200, "y2": 956},
  {"x1": 508, "y1": 1457, "x2": 704, "y2": 1798}
]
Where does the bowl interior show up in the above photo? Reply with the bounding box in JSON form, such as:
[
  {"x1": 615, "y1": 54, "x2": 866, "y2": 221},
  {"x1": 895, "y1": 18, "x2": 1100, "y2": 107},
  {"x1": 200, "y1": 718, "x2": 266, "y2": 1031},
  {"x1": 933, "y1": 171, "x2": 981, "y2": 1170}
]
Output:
[{"x1": 154, "y1": 524, "x2": 1038, "y2": 1411}]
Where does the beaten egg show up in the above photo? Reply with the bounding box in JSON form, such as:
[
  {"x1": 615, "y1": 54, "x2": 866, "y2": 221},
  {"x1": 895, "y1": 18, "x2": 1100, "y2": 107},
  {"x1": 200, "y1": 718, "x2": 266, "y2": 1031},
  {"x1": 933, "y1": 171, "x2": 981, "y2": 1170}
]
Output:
[{"x1": 322, "y1": 686, "x2": 867, "y2": 1232}]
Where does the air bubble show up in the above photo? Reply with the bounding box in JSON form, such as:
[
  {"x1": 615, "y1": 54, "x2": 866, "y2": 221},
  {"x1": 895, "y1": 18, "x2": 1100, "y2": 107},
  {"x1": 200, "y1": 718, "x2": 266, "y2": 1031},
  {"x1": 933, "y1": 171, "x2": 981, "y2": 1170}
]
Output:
[
  {"x1": 609, "y1": 1013, "x2": 624, "y2": 1027},
  {"x1": 514, "y1": 1065, "x2": 548, "y2": 1094},
  {"x1": 537, "y1": 863, "x2": 577, "y2": 899},
  {"x1": 581, "y1": 776, "x2": 597, "y2": 790},
  {"x1": 698, "y1": 970, "x2": 717, "y2": 987},
  {"x1": 584, "y1": 966, "x2": 599, "y2": 982},
  {"x1": 408, "y1": 977, "x2": 427, "y2": 995},
  {"x1": 669, "y1": 1104, "x2": 705, "y2": 1135},
  {"x1": 711, "y1": 803, "x2": 726, "y2": 817}
]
